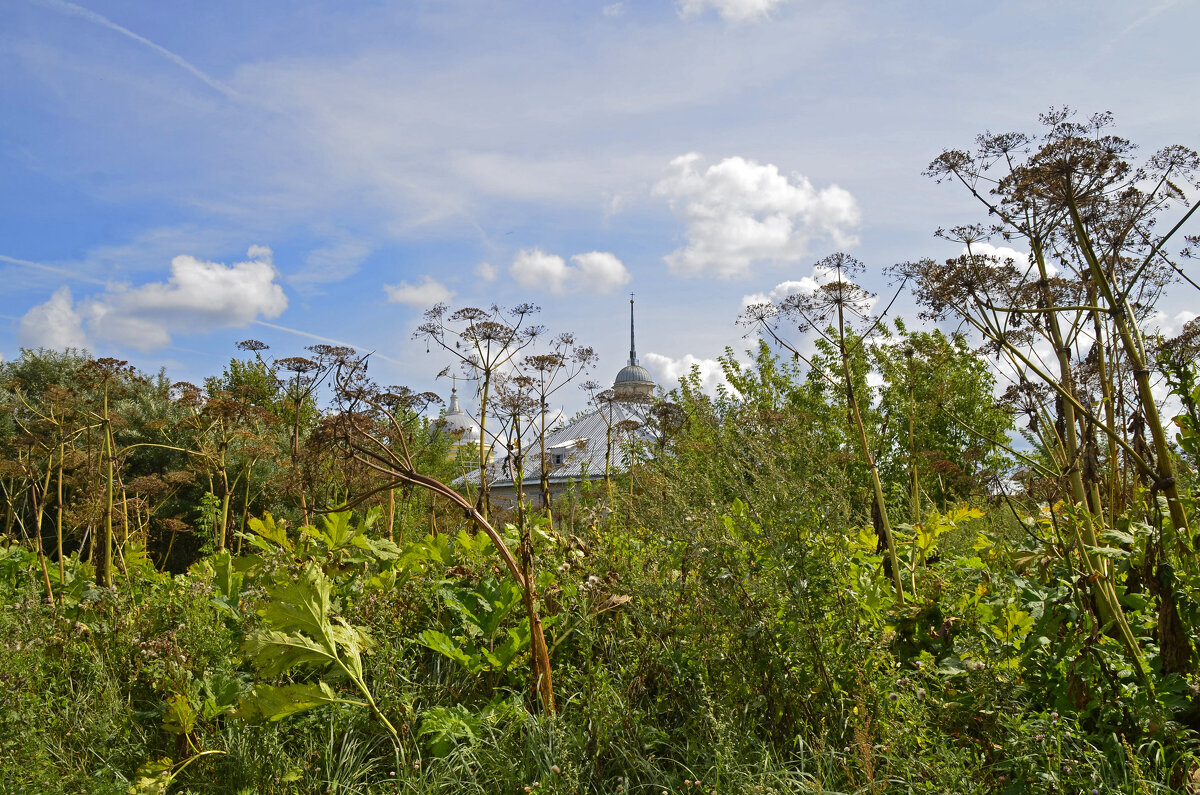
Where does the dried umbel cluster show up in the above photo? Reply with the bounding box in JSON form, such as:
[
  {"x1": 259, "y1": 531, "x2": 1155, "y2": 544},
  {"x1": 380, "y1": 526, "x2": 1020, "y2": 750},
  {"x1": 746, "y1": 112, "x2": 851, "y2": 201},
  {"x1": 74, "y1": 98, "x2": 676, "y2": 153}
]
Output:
[{"x1": 902, "y1": 109, "x2": 1200, "y2": 678}]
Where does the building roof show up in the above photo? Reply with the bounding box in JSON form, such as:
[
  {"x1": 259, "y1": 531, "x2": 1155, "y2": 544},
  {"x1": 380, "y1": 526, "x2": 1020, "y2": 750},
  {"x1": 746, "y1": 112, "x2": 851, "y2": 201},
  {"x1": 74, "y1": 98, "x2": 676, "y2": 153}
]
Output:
[
  {"x1": 453, "y1": 297, "x2": 659, "y2": 492},
  {"x1": 456, "y1": 399, "x2": 655, "y2": 489},
  {"x1": 614, "y1": 362, "x2": 654, "y2": 387}
]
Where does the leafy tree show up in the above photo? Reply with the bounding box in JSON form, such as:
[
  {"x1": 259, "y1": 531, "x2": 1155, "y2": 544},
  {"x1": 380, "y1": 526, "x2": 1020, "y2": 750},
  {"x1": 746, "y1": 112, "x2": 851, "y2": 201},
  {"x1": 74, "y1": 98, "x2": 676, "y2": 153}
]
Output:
[{"x1": 871, "y1": 321, "x2": 1014, "y2": 513}]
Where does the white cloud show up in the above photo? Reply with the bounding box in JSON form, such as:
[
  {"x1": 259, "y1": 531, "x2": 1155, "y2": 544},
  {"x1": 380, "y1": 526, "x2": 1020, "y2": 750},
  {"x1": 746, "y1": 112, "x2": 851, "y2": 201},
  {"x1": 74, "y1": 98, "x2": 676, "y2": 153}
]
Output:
[
  {"x1": 511, "y1": 249, "x2": 569, "y2": 293},
  {"x1": 509, "y1": 248, "x2": 631, "y2": 295},
  {"x1": 678, "y1": 0, "x2": 794, "y2": 22},
  {"x1": 475, "y1": 262, "x2": 498, "y2": 282},
  {"x1": 1151, "y1": 309, "x2": 1197, "y2": 337},
  {"x1": 602, "y1": 2, "x2": 625, "y2": 17},
  {"x1": 741, "y1": 266, "x2": 837, "y2": 307},
  {"x1": 964, "y1": 242, "x2": 1057, "y2": 278},
  {"x1": 17, "y1": 246, "x2": 288, "y2": 352},
  {"x1": 741, "y1": 262, "x2": 879, "y2": 330},
  {"x1": 19, "y1": 286, "x2": 88, "y2": 350},
  {"x1": 570, "y1": 251, "x2": 633, "y2": 293},
  {"x1": 645, "y1": 351, "x2": 729, "y2": 393},
  {"x1": 655, "y1": 153, "x2": 859, "y2": 279},
  {"x1": 384, "y1": 275, "x2": 455, "y2": 307}
]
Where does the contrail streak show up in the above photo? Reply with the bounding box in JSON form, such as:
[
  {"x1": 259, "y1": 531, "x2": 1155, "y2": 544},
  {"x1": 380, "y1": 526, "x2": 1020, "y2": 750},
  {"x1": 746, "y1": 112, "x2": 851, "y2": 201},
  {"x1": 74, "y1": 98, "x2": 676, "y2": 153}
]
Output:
[
  {"x1": 32, "y1": 0, "x2": 240, "y2": 100},
  {"x1": 0, "y1": 253, "x2": 108, "y2": 285},
  {"x1": 253, "y1": 320, "x2": 403, "y2": 365}
]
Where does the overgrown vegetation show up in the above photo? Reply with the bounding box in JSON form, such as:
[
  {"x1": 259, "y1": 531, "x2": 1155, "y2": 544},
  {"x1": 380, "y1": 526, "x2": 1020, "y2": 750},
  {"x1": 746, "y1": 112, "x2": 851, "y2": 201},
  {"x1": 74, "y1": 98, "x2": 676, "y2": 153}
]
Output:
[{"x1": 2, "y1": 110, "x2": 1199, "y2": 793}]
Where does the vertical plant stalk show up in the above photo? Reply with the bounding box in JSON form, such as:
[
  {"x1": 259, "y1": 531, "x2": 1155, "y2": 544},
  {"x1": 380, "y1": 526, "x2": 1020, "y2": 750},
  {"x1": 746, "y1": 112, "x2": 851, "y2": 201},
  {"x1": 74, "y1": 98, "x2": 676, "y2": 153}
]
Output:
[
  {"x1": 385, "y1": 487, "x2": 395, "y2": 541},
  {"x1": 512, "y1": 424, "x2": 555, "y2": 713},
  {"x1": 1086, "y1": 281, "x2": 1122, "y2": 527},
  {"x1": 476, "y1": 376, "x2": 492, "y2": 521},
  {"x1": 56, "y1": 441, "x2": 65, "y2": 585},
  {"x1": 336, "y1": 381, "x2": 557, "y2": 714},
  {"x1": 100, "y1": 380, "x2": 115, "y2": 588},
  {"x1": 31, "y1": 465, "x2": 56, "y2": 607},
  {"x1": 837, "y1": 301, "x2": 905, "y2": 605},
  {"x1": 906, "y1": 349, "x2": 921, "y2": 525},
  {"x1": 1066, "y1": 195, "x2": 1191, "y2": 550},
  {"x1": 1029, "y1": 240, "x2": 1148, "y2": 680}
]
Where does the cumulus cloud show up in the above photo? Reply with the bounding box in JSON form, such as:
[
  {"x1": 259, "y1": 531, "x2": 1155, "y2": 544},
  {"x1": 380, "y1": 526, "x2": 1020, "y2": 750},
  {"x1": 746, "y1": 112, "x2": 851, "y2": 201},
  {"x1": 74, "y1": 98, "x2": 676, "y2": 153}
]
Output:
[
  {"x1": 678, "y1": 0, "x2": 794, "y2": 22},
  {"x1": 475, "y1": 262, "x2": 498, "y2": 282},
  {"x1": 741, "y1": 267, "x2": 838, "y2": 307},
  {"x1": 963, "y1": 242, "x2": 1056, "y2": 278},
  {"x1": 384, "y1": 275, "x2": 455, "y2": 307},
  {"x1": 645, "y1": 351, "x2": 729, "y2": 393},
  {"x1": 742, "y1": 261, "x2": 878, "y2": 319},
  {"x1": 19, "y1": 286, "x2": 89, "y2": 350},
  {"x1": 18, "y1": 246, "x2": 288, "y2": 352},
  {"x1": 509, "y1": 248, "x2": 631, "y2": 295},
  {"x1": 655, "y1": 153, "x2": 859, "y2": 279},
  {"x1": 1151, "y1": 309, "x2": 1198, "y2": 337}
]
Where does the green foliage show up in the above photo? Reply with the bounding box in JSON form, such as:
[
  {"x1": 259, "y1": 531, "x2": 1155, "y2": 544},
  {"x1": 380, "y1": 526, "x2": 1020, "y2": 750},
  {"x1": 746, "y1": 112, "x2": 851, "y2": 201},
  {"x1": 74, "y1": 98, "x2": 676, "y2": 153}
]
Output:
[
  {"x1": 4, "y1": 265, "x2": 1200, "y2": 791},
  {"x1": 242, "y1": 564, "x2": 372, "y2": 681}
]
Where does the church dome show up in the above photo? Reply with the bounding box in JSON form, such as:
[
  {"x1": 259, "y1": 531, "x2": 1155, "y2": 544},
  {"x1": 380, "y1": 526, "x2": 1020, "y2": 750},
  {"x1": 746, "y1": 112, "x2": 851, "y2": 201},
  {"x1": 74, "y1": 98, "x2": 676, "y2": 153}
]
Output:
[
  {"x1": 615, "y1": 363, "x2": 653, "y2": 385},
  {"x1": 614, "y1": 363, "x2": 654, "y2": 397},
  {"x1": 442, "y1": 389, "x2": 481, "y2": 444},
  {"x1": 612, "y1": 298, "x2": 656, "y2": 399}
]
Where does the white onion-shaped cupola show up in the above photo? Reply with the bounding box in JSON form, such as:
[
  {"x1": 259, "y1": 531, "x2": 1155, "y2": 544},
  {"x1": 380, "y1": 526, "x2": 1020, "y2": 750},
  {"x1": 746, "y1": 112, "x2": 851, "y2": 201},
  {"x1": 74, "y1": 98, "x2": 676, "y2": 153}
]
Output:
[{"x1": 442, "y1": 386, "x2": 481, "y2": 444}]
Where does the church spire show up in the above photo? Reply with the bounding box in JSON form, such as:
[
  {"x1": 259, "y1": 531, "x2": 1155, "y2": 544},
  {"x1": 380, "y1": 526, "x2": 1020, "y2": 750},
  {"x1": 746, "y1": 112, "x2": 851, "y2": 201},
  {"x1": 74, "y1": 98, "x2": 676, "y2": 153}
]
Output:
[
  {"x1": 629, "y1": 294, "x2": 637, "y2": 367},
  {"x1": 613, "y1": 295, "x2": 655, "y2": 399},
  {"x1": 448, "y1": 374, "x2": 461, "y2": 413}
]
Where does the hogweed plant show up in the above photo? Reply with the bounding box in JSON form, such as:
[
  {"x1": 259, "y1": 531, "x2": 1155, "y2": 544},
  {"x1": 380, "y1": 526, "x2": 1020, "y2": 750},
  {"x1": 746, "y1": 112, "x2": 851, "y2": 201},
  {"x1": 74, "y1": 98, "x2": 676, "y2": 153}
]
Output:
[
  {"x1": 742, "y1": 252, "x2": 906, "y2": 605},
  {"x1": 329, "y1": 357, "x2": 557, "y2": 714}
]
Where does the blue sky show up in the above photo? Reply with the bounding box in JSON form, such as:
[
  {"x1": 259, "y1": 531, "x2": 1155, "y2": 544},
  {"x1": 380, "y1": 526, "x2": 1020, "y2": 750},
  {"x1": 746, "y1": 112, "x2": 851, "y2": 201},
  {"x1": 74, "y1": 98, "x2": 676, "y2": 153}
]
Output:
[{"x1": 2, "y1": 0, "x2": 1198, "y2": 413}]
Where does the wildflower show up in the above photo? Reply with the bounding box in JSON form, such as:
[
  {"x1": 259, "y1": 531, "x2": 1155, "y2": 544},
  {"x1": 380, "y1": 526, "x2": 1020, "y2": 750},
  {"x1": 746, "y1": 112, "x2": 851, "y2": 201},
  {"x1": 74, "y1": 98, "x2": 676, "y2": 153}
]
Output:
[
  {"x1": 551, "y1": 765, "x2": 561, "y2": 775},
  {"x1": 1034, "y1": 734, "x2": 1044, "y2": 742},
  {"x1": 1050, "y1": 711, "x2": 1059, "y2": 720},
  {"x1": 887, "y1": 692, "x2": 899, "y2": 703},
  {"x1": 916, "y1": 688, "x2": 926, "y2": 700}
]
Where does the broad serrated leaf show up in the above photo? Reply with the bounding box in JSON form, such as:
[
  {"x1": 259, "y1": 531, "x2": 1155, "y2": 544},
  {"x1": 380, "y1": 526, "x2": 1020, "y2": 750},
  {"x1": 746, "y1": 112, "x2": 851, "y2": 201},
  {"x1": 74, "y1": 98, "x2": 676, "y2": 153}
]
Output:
[
  {"x1": 201, "y1": 671, "x2": 244, "y2": 720},
  {"x1": 247, "y1": 512, "x2": 293, "y2": 551},
  {"x1": 128, "y1": 757, "x2": 174, "y2": 794},
  {"x1": 162, "y1": 692, "x2": 196, "y2": 736},
  {"x1": 417, "y1": 629, "x2": 480, "y2": 671},
  {"x1": 242, "y1": 629, "x2": 335, "y2": 677},
  {"x1": 352, "y1": 534, "x2": 403, "y2": 561},
  {"x1": 237, "y1": 681, "x2": 349, "y2": 723},
  {"x1": 258, "y1": 564, "x2": 334, "y2": 640},
  {"x1": 1100, "y1": 527, "x2": 1137, "y2": 546}
]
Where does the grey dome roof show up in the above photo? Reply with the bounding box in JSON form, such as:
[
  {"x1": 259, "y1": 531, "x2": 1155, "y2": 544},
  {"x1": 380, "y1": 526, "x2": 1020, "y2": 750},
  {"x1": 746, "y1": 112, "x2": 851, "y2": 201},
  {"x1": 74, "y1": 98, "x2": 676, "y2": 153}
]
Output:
[{"x1": 615, "y1": 363, "x2": 654, "y2": 385}]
